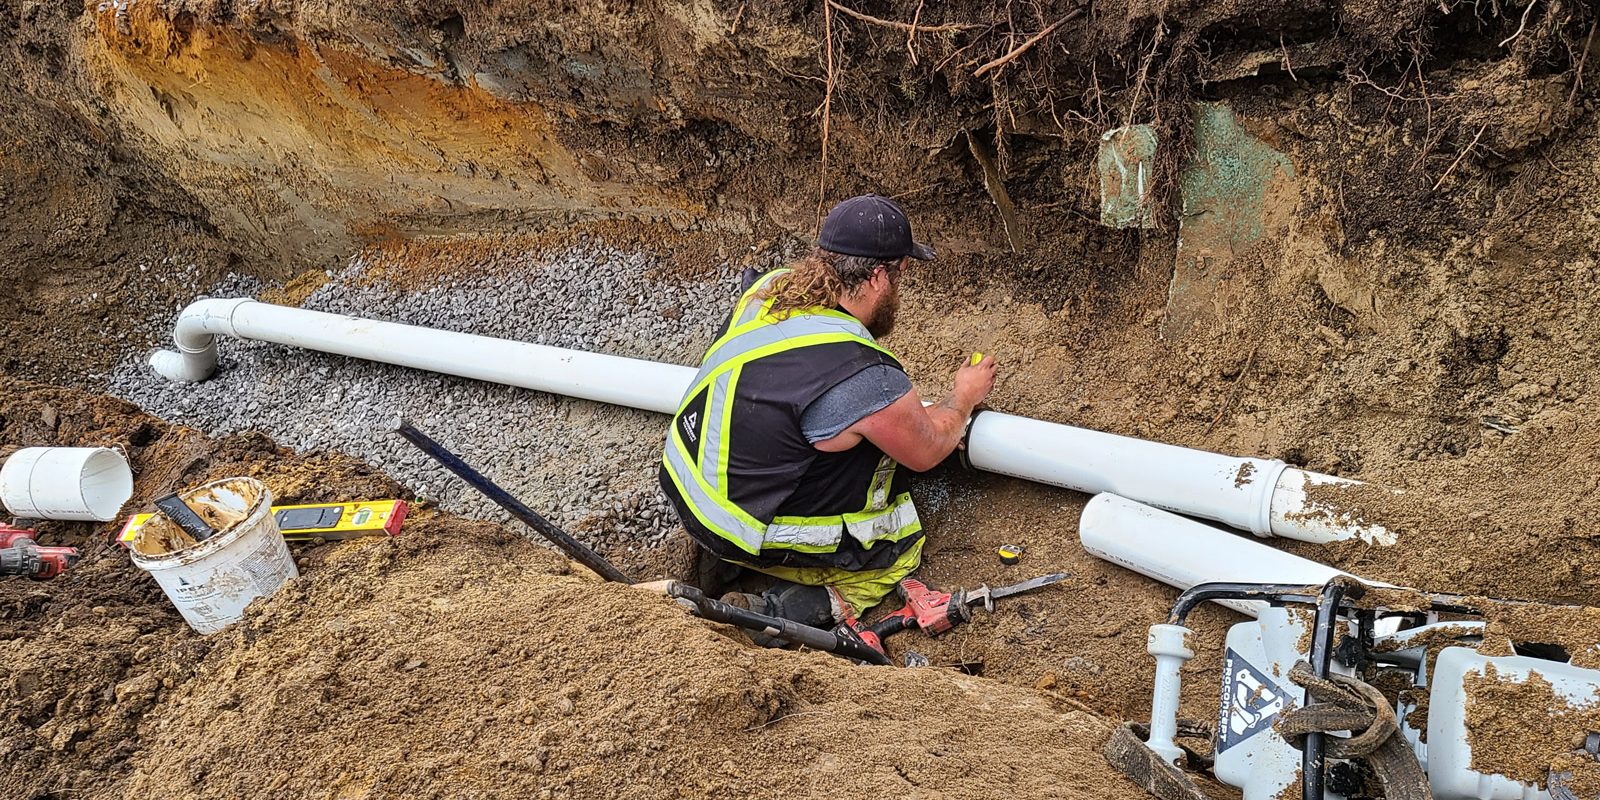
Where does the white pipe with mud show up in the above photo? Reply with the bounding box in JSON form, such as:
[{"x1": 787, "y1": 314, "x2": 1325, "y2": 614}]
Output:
[
  {"x1": 966, "y1": 411, "x2": 1391, "y2": 543},
  {"x1": 1078, "y1": 493, "x2": 1383, "y2": 616},
  {"x1": 151, "y1": 298, "x2": 1392, "y2": 545}
]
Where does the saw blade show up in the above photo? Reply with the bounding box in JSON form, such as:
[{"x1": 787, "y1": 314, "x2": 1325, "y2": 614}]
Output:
[{"x1": 988, "y1": 572, "x2": 1069, "y2": 601}]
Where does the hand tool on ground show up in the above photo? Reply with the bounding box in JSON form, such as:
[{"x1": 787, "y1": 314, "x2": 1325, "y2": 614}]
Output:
[
  {"x1": 0, "y1": 522, "x2": 78, "y2": 580},
  {"x1": 154, "y1": 492, "x2": 217, "y2": 542},
  {"x1": 842, "y1": 572, "x2": 1069, "y2": 656},
  {"x1": 1108, "y1": 576, "x2": 1600, "y2": 800},
  {"x1": 119, "y1": 499, "x2": 409, "y2": 546},
  {"x1": 633, "y1": 580, "x2": 891, "y2": 666},
  {"x1": 997, "y1": 543, "x2": 1024, "y2": 565},
  {"x1": 389, "y1": 417, "x2": 631, "y2": 583}
]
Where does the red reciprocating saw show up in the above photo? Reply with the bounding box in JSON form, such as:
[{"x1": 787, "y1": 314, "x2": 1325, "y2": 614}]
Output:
[
  {"x1": 0, "y1": 523, "x2": 79, "y2": 580},
  {"x1": 837, "y1": 572, "x2": 1068, "y2": 656}
]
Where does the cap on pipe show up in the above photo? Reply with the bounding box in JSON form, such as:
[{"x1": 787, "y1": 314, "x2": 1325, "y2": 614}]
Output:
[{"x1": 0, "y1": 447, "x2": 135, "y2": 521}]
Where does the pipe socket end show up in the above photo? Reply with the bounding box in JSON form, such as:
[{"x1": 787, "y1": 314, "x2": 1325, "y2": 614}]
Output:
[{"x1": 1147, "y1": 624, "x2": 1195, "y2": 660}]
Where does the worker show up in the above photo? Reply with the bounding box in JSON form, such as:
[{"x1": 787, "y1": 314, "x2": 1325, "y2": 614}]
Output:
[{"x1": 659, "y1": 194, "x2": 997, "y2": 633}]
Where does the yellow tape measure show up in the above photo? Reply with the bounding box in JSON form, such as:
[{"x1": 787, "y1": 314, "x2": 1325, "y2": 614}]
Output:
[{"x1": 998, "y1": 543, "x2": 1025, "y2": 565}]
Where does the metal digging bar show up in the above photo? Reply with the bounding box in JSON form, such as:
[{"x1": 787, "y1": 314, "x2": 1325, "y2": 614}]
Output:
[{"x1": 390, "y1": 417, "x2": 632, "y2": 584}]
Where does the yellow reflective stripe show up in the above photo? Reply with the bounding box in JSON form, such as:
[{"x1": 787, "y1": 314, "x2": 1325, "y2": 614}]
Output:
[
  {"x1": 732, "y1": 269, "x2": 788, "y2": 326},
  {"x1": 713, "y1": 269, "x2": 796, "y2": 357},
  {"x1": 715, "y1": 365, "x2": 739, "y2": 494},
  {"x1": 865, "y1": 455, "x2": 896, "y2": 510},
  {"x1": 663, "y1": 417, "x2": 767, "y2": 553},
  {"x1": 760, "y1": 539, "x2": 841, "y2": 554},
  {"x1": 700, "y1": 306, "x2": 879, "y2": 375},
  {"x1": 843, "y1": 493, "x2": 921, "y2": 549},
  {"x1": 660, "y1": 450, "x2": 763, "y2": 555},
  {"x1": 764, "y1": 518, "x2": 844, "y2": 552},
  {"x1": 770, "y1": 513, "x2": 843, "y2": 526},
  {"x1": 681, "y1": 331, "x2": 882, "y2": 410},
  {"x1": 696, "y1": 381, "x2": 713, "y2": 464}
]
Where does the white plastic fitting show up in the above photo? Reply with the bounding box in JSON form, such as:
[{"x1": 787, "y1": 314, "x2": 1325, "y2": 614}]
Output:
[
  {"x1": 150, "y1": 298, "x2": 1397, "y2": 545},
  {"x1": 1145, "y1": 623, "x2": 1194, "y2": 766}
]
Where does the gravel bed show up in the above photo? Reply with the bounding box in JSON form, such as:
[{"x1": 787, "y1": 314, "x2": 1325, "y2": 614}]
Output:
[{"x1": 111, "y1": 238, "x2": 741, "y2": 556}]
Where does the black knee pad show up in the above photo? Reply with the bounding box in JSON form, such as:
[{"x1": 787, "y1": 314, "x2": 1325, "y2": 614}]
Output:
[{"x1": 762, "y1": 582, "x2": 837, "y2": 629}]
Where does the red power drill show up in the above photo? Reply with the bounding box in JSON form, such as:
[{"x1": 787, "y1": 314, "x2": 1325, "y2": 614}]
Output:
[
  {"x1": 0, "y1": 523, "x2": 79, "y2": 580},
  {"x1": 836, "y1": 572, "x2": 1068, "y2": 657}
]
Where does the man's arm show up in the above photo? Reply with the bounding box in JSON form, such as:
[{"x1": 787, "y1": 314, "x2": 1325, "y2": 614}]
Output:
[{"x1": 813, "y1": 355, "x2": 997, "y2": 471}]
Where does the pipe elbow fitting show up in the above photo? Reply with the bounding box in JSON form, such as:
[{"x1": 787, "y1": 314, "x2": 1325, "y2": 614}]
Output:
[{"x1": 150, "y1": 298, "x2": 252, "y2": 383}]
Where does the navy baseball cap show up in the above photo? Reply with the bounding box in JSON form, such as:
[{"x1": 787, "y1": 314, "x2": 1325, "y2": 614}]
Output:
[{"x1": 819, "y1": 195, "x2": 936, "y2": 261}]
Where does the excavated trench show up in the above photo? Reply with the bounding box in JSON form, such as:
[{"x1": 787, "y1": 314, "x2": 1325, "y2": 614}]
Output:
[{"x1": 3, "y1": 0, "x2": 1600, "y2": 797}]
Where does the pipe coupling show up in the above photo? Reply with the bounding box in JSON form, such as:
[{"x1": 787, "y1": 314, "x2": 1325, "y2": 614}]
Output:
[{"x1": 1247, "y1": 459, "x2": 1291, "y2": 539}]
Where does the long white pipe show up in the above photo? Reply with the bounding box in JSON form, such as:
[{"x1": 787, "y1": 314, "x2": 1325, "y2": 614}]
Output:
[
  {"x1": 150, "y1": 298, "x2": 693, "y2": 413},
  {"x1": 1078, "y1": 493, "x2": 1382, "y2": 616},
  {"x1": 151, "y1": 298, "x2": 1393, "y2": 545}
]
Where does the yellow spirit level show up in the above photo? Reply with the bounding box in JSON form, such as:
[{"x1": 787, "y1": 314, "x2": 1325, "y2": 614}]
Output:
[{"x1": 119, "y1": 500, "x2": 409, "y2": 546}]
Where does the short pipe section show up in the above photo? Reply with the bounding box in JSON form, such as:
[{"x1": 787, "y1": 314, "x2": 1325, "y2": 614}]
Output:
[
  {"x1": 967, "y1": 411, "x2": 1392, "y2": 544},
  {"x1": 1077, "y1": 493, "x2": 1383, "y2": 617},
  {"x1": 1269, "y1": 468, "x2": 1397, "y2": 546},
  {"x1": 1144, "y1": 623, "x2": 1194, "y2": 766}
]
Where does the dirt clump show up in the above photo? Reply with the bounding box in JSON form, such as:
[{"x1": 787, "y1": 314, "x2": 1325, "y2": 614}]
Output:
[{"x1": 1465, "y1": 663, "x2": 1600, "y2": 796}]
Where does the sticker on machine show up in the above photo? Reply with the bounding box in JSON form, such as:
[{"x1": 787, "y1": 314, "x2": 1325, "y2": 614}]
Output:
[{"x1": 1217, "y1": 648, "x2": 1291, "y2": 753}]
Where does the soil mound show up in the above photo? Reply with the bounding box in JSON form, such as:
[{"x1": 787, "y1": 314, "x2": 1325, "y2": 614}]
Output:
[{"x1": 119, "y1": 522, "x2": 1128, "y2": 799}]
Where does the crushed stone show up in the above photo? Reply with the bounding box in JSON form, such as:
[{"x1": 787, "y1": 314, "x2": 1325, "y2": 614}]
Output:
[{"x1": 111, "y1": 236, "x2": 743, "y2": 559}]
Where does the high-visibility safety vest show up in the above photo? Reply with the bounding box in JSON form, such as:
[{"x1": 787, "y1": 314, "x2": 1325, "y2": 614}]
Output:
[{"x1": 658, "y1": 269, "x2": 924, "y2": 572}]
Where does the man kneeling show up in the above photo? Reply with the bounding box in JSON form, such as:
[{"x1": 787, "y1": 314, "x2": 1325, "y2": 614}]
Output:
[{"x1": 659, "y1": 194, "x2": 996, "y2": 631}]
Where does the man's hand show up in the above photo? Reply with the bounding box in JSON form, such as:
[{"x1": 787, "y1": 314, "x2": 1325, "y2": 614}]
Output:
[
  {"x1": 815, "y1": 354, "x2": 999, "y2": 472},
  {"x1": 951, "y1": 354, "x2": 997, "y2": 414}
]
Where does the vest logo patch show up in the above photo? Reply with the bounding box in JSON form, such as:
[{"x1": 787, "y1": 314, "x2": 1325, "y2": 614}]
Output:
[
  {"x1": 1217, "y1": 648, "x2": 1289, "y2": 753},
  {"x1": 680, "y1": 411, "x2": 700, "y2": 444}
]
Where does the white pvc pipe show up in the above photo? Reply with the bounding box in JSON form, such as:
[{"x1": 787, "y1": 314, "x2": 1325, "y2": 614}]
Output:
[
  {"x1": 1078, "y1": 493, "x2": 1382, "y2": 617},
  {"x1": 150, "y1": 298, "x2": 694, "y2": 414},
  {"x1": 0, "y1": 447, "x2": 135, "y2": 521},
  {"x1": 967, "y1": 411, "x2": 1391, "y2": 544},
  {"x1": 151, "y1": 298, "x2": 1393, "y2": 545}
]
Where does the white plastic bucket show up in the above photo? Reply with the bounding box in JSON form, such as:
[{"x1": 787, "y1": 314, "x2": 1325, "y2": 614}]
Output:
[
  {"x1": 128, "y1": 478, "x2": 298, "y2": 635},
  {"x1": 0, "y1": 447, "x2": 134, "y2": 521}
]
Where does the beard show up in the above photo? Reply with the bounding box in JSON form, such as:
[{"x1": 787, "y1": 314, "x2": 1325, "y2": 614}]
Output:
[{"x1": 864, "y1": 286, "x2": 900, "y2": 339}]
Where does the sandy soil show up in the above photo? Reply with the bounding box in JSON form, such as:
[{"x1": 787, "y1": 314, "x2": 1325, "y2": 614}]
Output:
[{"x1": 3, "y1": 0, "x2": 1600, "y2": 797}]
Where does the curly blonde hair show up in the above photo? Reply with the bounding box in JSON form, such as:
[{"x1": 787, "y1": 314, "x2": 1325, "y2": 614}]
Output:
[{"x1": 757, "y1": 248, "x2": 900, "y2": 319}]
